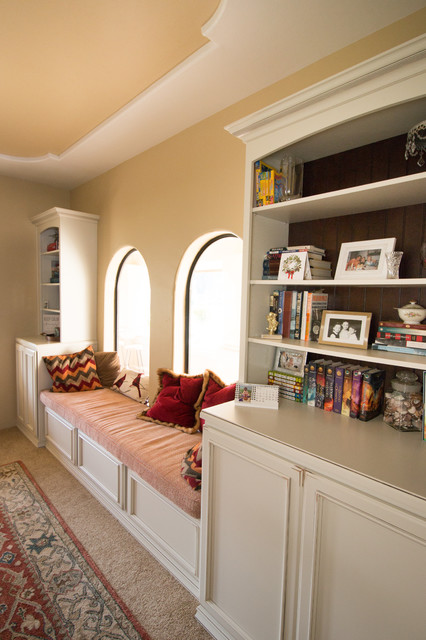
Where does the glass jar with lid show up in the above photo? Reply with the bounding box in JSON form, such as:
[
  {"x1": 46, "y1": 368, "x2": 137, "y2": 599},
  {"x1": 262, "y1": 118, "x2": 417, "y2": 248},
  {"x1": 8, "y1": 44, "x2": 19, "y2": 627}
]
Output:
[{"x1": 383, "y1": 370, "x2": 422, "y2": 431}]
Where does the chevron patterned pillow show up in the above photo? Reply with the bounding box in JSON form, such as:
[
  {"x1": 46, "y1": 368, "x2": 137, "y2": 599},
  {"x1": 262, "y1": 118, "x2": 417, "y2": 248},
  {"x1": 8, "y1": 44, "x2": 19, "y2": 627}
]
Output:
[{"x1": 43, "y1": 345, "x2": 103, "y2": 393}]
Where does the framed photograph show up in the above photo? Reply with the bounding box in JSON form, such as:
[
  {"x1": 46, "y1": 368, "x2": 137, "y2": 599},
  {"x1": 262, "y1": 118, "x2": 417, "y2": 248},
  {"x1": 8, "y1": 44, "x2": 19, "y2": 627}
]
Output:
[
  {"x1": 273, "y1": 347, "x2": 307, "y2": 375},
  {"x1": 318, "y1": 310, "x2": 372, "y2": 349},
  {"x1": 335, "y1": 237, "x2": 396, "y2": 280}
]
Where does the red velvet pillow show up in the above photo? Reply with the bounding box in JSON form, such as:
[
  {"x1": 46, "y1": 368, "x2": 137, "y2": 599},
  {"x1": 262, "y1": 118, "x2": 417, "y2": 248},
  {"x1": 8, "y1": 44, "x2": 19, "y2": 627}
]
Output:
[
  {"x1": 137, "y1": 368, "x2": 208, "y2": 433},
  {"x1": 199, "y1": 370, "x2": 236, "y2": 430}
]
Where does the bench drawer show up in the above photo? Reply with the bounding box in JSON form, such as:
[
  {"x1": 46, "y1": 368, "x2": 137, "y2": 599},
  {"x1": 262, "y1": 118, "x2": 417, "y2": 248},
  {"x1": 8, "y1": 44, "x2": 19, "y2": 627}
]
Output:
[
  {"x1": 128, "y1": 470, "x2": 199, "y2": 578},
  {"x1": 77, "y1": 432, "x2": 125, "y2": 507},
  {"x1": 45, "y1": 410, "x2": 77, "y2": 463}
]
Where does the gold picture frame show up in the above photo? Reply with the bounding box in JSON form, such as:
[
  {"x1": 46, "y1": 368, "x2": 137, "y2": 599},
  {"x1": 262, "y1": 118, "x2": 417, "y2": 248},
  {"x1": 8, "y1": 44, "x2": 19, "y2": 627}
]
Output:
[{"x1": 318, "y1": 310, "x2": 372, "y2": 349}]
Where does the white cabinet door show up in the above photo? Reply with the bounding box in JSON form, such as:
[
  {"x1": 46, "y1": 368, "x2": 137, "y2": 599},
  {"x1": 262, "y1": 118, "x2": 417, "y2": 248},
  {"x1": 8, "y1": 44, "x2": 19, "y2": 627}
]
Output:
[
  {"x1": 198, "y1": 428, "x2": 302, "y2": 640},
  {"x1": 296, "y1": 472, "x2": 426, "y2": 640},
  {"x1": 15, "y1": 343, "x2": 37, "y2": 439}
]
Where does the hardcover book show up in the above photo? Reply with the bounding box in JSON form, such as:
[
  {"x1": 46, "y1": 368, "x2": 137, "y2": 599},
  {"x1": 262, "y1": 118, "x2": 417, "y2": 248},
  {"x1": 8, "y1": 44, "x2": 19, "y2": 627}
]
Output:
[
  {"x1": 307, "y1": 359, "x2": 325, "y2": 406},
  {"x1": 333, "y1": 364, "x2": 346, "y2": 414},
  {"x1": 302, "y1": 363, "x2": 310, "y2": 404},
  {"x1": 359, "y1": 369, "x2": 385, "y2": 421},
  {"x1": 315, "y1": 360, "x2": 332, "y2": 409},
  {"x1": 324, "y1": 362, "x2": 343, "y2": 412},
  {"x1": 341, "y1": 364, "x2": 358, "y2": 416},
  {"x1": 350, "y1": 367, "x2": 370, "y2": 418}
]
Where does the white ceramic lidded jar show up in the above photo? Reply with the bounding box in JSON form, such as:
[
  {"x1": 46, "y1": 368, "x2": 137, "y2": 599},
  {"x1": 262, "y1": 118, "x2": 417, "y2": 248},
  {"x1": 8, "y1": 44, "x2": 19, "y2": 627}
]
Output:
[
  {"x1": 383, "y1": 370, "x2": 422, "y2": 431},
  {"x1": 395, "y1": 300, "x2": 426, "y2": 324}
]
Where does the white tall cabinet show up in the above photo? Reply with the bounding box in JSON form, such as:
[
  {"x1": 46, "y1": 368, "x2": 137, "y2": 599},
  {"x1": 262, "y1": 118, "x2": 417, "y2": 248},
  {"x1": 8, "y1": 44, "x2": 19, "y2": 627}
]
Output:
[
  {"x1": 16, "y1": 208, "x2": 99, "y2": 446},
  {"x1": 196, "y1": 37, "x2": 426, "y2": 640}
]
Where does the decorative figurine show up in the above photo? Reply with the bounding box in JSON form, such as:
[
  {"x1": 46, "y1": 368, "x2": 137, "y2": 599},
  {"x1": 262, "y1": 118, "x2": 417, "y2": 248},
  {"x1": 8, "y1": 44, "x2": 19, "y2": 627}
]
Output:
[{"x1": 266, "y1": 311, "x2": 279, "y2": 335}]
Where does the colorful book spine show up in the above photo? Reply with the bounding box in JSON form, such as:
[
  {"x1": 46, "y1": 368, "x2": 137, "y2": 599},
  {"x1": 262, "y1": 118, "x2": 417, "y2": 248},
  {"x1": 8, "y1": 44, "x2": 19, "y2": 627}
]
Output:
[
  {"x1": 294, "y1": 291, "x2": 304, "y2": 339},
  {"x1": 307, "y1": 359, "x2": 323, "y2": 406},
  {"x1": 350, "y1": 367, "x2": 370, "y2": 419},
  {"x1": 277, "y1": 290, "x2": 285, "y2": 334},
  {"x1": 315, "y1": 361, "x2": 330, "y2": 409},
  {"x1": 282, "y1": 290, "x2": 293, "y2": 337},
  {"x1": 302, "y1": 363, "x2": 310, "y2": 404},
  {"x1": 324, "y1": 362, "x2": 342, "y2": 412},
  {"x1": 289, "y1": 291, "x2": 298, "y2": 338},
  {"x1": 379, "y1": 321, "x2": 426, "y2": 331},
  {"x1": 333, "y1": 364, "x2": 345, "y2": 414},
  {"x1": 341, "y1": 364, "x2": 357, "y2": 416},
  {"x1": 359, "y1": 369, "x2": 386, "y2": 421},
  {"x1": 372, "y1": 344, "x2": 426, "y2": 356},
  {"x1": 377, "y1": 326, "x2": 426, "y2": 337}
]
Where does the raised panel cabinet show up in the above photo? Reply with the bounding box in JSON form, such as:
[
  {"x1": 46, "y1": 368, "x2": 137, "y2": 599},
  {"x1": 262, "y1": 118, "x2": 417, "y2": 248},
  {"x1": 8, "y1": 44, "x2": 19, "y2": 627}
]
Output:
[{"x1": 297, "y1": 473, "x2": 426, "y2": 640}]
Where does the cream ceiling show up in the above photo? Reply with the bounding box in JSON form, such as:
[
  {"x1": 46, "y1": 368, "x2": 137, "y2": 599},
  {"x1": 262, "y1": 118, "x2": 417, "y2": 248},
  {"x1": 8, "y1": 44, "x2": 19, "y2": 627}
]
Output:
[
  {"x1": 0, "y1": 0, "x2": 219, "y2": 157},
  {"x1": 0, "y1": 0, "x2": 425, "y2": 188}
]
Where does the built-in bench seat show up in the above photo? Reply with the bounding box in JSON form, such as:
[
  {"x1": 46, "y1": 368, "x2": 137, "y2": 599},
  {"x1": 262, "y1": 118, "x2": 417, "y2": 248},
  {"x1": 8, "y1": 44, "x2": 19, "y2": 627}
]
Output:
[
  {"x1": 40, "y1": 388, "x2": 201, "y2": 518},
  {"x1": 39, "y1": 387, "x2": 202, "y2": 594}
]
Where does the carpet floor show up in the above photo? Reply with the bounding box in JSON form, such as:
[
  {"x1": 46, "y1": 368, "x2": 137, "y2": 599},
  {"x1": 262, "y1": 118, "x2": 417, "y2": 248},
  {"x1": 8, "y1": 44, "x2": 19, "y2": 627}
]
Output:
[{"x1": 0, "y1": 427, "x2": 212, "y2": 640}]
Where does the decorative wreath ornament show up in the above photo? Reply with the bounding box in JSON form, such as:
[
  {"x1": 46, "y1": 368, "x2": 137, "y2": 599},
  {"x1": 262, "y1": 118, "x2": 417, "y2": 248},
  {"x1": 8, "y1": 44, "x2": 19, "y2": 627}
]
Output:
[
  {"x1": 405, "y1": 120, "x2": 426, "y2": 167},
  {"x1": 281, "y1": 254, "x2": 302, "y2": 279}
]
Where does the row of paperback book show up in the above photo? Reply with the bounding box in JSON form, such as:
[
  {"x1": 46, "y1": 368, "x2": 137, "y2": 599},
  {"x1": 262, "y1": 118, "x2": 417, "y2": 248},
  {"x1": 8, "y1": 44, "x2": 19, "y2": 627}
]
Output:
[
  {"x1": 263, "y1": 245, "x2": 332, "y2": 280},
  {"x1": 303, "y1": 360, "x2": 385, "y2": 421},
  {"x1": 371, "y1": 320, "x2": 426, "y2": 356},
  {"x1": 268, "y1": 370, "x2": 303, "y2": 402},
  {"x1": 269, "y1": 289, "x2": 328, "y2": 341}
]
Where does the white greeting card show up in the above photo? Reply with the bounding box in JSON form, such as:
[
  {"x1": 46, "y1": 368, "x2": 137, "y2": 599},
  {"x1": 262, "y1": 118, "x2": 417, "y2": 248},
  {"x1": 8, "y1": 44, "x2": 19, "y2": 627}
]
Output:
[{"x1": 278, "y1": 251, "x2": 311, "y2": 281}]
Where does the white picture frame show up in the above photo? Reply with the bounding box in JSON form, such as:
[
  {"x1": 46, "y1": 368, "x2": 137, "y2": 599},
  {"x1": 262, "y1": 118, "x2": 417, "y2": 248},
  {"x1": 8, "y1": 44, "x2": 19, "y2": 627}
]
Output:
[
  {"x1": 273, "y1": 347, "x2": 307, "y2": 375},
  {"x1": 335, "y1": 237, "x2": 396, "y2": 280}
]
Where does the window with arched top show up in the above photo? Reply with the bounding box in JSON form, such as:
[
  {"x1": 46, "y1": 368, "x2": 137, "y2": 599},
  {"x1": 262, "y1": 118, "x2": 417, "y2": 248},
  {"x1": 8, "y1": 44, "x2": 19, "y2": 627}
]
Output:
[
  {"x1": 184, "y1": 234, "x2": 243, "y2": 383},
  {"x1": 115, "y1": 249, "x2": 150, "y2": 374}
]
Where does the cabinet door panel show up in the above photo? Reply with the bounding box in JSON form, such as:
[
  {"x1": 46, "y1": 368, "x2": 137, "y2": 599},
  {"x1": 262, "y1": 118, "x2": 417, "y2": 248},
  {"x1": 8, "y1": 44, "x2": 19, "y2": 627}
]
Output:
[
  {"x1": 201, "y1": 433, "x2": 300, "y2": 640},
  {"x1": 297, "y1": 474, "x2": 426, "y2": 640}
]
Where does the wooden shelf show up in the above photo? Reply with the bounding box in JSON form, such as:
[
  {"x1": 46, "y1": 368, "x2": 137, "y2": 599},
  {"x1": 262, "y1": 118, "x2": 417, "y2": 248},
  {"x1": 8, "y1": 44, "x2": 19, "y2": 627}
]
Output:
[
  {"x1": 249, "y1": 336, "x2": 426, "y2": 370},
  {"x1": 251, "y1": 278, "x2": 425, "y2": 287},
  {"x1": 252, "y1": 173, "x2": 426, "y2": 224}
]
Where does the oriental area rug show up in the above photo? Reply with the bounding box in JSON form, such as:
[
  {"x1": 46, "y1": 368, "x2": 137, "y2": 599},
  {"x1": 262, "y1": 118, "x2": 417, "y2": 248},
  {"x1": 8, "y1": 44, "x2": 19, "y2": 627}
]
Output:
[{"x1": 0, "y1": 461, "x2": 151, "y2": 639}]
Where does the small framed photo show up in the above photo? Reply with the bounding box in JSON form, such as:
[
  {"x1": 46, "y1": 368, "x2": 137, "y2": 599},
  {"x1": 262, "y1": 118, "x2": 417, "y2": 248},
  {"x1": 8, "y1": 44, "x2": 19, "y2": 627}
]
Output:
[
  {"x1": 335, "y1": 237, "x2": 396, "y2": 280},
  {"x1": 318, "y1": 310, "x2": 372, "y2": 349},
  {"x1": 273, "y1": 347, "x2": 307, "y2": 375},
  {"x1": 235, "y1": 382, "x2": 279, "y2": 409}
]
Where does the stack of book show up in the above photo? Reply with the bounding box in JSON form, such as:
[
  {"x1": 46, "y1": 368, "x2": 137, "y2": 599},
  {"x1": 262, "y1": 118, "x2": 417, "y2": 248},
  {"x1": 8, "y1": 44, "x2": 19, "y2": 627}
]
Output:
[
  {"x1": 372, "y1": 321, "x2": 426, "y2": 356},
  {"x1": 268, "y1": 370, "x2": 303, "y2": 402},
  {"x1": 262, "y1": 245, "x2": 332, "y2": 280},
  {"x1": 302, "y1": 359, "x2": 385, "y2": 421},
  {"x1": 273, "y1": 289, "x2": 328, "y2": 341}
]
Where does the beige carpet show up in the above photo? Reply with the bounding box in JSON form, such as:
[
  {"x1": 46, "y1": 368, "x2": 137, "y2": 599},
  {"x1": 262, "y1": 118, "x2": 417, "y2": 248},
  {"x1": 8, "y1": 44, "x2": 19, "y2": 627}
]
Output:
[{"x1": 0, "y1": 426, "x2": 212, "y2": 640}]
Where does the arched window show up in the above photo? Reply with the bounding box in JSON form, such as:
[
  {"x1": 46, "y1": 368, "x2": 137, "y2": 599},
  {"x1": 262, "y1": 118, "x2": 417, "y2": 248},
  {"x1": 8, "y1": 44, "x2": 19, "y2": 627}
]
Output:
[
  {"x1": 185, "y1": 234, "x2": 242, "y2": 383},
  {"x1": 115, "y1": 249, "x2": 150, "y2": 374}
]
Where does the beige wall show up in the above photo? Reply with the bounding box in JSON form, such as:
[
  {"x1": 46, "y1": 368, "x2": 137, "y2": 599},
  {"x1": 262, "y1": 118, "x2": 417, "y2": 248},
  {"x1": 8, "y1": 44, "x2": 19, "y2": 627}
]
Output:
[
  {"x1": 0, "y1": 176, "x2": 69, "y2": 428},
  {"x1": 70, "y1": 10, "x2": 426, "y2": 396}
]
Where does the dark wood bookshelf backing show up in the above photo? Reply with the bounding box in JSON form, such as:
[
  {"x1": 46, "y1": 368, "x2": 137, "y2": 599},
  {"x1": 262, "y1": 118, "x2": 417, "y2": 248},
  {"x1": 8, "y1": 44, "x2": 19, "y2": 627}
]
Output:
[{"x1": 289, "y1": 133, "x2": 426, "y2": 388}]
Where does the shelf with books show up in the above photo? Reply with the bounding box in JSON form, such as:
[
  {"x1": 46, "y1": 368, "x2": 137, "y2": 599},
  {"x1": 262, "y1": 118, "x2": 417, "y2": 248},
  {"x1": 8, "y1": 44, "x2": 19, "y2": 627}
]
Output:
[
  {"x1": 249, "y1": 336, "x2": 426, "y2": 370},
  {"x1": 252, "y1": 172, "x2": 426, "y2": 224},
  {"x1": 251, "y1": 278, "x2": 426, "y2": 287}
]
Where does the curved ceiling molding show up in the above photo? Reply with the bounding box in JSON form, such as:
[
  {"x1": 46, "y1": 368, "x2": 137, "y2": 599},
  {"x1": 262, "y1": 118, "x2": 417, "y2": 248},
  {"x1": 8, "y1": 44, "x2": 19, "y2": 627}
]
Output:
[{"x1": 0, "y1": 0, "x2": 424, "y2": 189}]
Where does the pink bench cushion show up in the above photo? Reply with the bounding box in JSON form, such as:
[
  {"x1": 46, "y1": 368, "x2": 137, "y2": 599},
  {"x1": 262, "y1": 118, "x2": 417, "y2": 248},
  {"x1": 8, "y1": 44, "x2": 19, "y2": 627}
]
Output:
[{"x1": 40, "y1": 388, "x2": 201, "y2": 519}]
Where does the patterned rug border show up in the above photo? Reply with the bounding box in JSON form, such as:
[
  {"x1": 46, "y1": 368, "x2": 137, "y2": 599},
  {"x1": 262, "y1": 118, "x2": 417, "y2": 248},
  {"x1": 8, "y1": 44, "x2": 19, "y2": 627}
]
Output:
[{"x1": 0, "y1": 459, "x2": 152, "y2": 640}]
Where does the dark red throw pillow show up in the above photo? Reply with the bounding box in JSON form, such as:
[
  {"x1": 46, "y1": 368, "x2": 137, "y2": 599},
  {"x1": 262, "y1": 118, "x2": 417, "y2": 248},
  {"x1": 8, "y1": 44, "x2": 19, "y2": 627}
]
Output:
[
  {"x1": 137, "y1": 368, "x2": 208, "y2": 433},
  {"x1": 199, "y1": 370, "x2": 236, "y2": 430}
]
